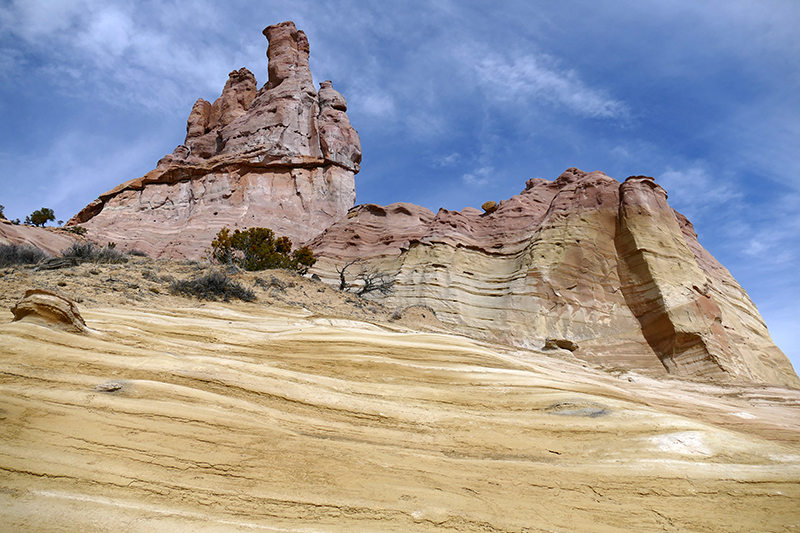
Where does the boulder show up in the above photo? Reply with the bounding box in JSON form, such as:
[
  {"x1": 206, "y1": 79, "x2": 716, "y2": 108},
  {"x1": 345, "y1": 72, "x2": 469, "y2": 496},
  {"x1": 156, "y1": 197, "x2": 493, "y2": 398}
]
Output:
[
  {"x1": 544, "y1": 339, "x2": 579, "y2": 352},
  {"x1": 11, "y1": 289, "x2": 88, "y2": 334},
  {"x1": 481, "y1": 201, "x2": 498, "y2": 214}
]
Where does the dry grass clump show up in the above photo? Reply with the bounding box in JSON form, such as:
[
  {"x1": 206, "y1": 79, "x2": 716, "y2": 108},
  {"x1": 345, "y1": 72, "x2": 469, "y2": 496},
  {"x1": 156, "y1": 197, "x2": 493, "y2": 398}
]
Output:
[
  {"x1": 0, "y1": 243, "x2": 50, "y2": 267},
  {"x1": 169, "y1": 271, "x2": 256, "y2": 302},
  {"x1": 61, "y1": 242, "x2": 129, "y2": 264}
]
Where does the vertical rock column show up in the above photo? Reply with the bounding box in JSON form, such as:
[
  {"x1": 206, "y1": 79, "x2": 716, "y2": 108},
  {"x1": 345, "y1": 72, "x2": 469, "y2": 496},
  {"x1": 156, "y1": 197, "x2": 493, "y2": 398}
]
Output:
[{"x1": 615, "y1": 176, "x2": 740, "y2": 379}]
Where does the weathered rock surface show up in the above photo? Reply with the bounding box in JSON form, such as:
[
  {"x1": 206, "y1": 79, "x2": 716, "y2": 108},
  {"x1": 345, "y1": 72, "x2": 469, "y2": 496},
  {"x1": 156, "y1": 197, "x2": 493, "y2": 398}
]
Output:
[
  {"x1": 11, "y1": 289, "x2": 87, "y2": 333},
  {"x1": 2, "y1": 297, "x2": 799, "y2": 532},
  {"x1": 67, "y1": 21, "x2": 360, "y2": 259},
  {"x1": 0, "y1": 220, "x2": 80, "y2": 255},
  {"x1": 309, "y1": 168, "x2": 799, "y2": 388}
]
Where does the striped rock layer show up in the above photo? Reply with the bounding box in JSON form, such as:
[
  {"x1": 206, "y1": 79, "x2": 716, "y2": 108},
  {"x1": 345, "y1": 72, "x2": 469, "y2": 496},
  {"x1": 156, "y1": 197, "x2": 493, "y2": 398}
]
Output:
[
  {"x1": 308, "y1": 168, "x2": 798, "y2": 387},
  {"x1": 59, "y1": 22, "x2": 796, "y2": 387}
]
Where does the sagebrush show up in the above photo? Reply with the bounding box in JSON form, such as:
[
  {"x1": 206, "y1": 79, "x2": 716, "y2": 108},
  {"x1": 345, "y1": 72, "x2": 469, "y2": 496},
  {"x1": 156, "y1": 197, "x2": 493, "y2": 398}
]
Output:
[
  {"x1": 170, "y1": 271, "x2": 256, "y2": 302},
  {"x1": 0, "y1": 243, "x2": 50, "y2": 267},
  {"x1": 61, "y1": 242, "x2": 128, "y2": 264}
]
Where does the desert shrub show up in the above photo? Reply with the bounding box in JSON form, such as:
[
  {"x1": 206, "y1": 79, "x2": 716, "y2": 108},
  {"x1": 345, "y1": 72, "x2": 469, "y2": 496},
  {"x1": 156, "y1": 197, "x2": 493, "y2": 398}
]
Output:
[
  {"x1": 209, "y1": 227, "x2": 316, "y2": 274},
  {"x1": 169, "y1": 271, "x2": 256, "y2": 302},
  {"x1": 254, "y1": 275, "x2": 294, "y2": 292},
  {"x1": 127, "y1": 249, "x2": 148, "y2": 257},
  {"x1": 61, "y1": 242, "x2": 128, "y2": 264},
  {"x1": 64, "y1": 226, "x2": 88, "y2": 236},
  {"x1": 0, "y1": 243, "x2": 50, "y2": 267}
]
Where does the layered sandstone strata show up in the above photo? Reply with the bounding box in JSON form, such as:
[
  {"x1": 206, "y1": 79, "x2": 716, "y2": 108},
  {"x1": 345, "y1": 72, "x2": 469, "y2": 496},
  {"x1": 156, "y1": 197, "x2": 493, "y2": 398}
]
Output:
[
  {"x1": 68, "y1": 21, "x2": 360, "y2": 259},
  {"x1": 2, "y1": 277, "x2": 800, "y2": 531},
  {"x1": 309, "y1": 168, "x2": 799, "y2": 387}
]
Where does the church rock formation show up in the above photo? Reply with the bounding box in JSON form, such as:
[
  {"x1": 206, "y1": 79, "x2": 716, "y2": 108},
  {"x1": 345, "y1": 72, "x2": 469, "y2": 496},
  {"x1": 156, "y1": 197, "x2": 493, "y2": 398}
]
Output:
[{"x1": 67, "y1": 21, "x2": 360, "y2": 259}]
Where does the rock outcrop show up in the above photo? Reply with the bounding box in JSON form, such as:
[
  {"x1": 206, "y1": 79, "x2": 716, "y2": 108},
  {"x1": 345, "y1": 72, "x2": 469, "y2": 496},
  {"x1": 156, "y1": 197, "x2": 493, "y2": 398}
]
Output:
[
  {"x1": 59, "y1": 23, "x2": 795, "y2": 388},
  {"x1": 11, "y1": 289, "x2": 88, "y2": 334},
  {"x1": 308, "y1": 168, "x2": 799, "y2": 388},
  {"x1": 0, "y1": 220, "x2": 80, "y2": 256},
  {"x1": 68, "y1": 21, "x2": 360, "y2": 259},
  {"x1": 3, "y1": 295, "x2": 800, "y2": 532}
]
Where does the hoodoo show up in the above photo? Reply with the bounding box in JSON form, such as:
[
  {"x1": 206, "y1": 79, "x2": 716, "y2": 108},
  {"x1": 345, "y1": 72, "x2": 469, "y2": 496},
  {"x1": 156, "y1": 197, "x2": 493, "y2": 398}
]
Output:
[{"x1": 68, "y1": 21, "x2": 361, "y2": 260}]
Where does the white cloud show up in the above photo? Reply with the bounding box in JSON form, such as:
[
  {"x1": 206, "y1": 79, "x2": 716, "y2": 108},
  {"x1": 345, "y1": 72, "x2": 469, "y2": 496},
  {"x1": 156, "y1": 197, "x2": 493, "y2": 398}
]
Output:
[
  {"x1": 463, "y1": 48, "x2": 627, "y2": 119},
  {"x1": 435, "y1": 152, "x2": 461, "y2": 167},
  {"x1": 0, "y1": 0, "x2": 240, "y2": 111},
  {"x1": 462, "y1": 166, "x2": 493, "y2": 188},
  {"x1": 0, "y1": 127, "x2": 167, "y2": 223},
  {"x1": 657, "y1": 166, "x2": 742, "y2": 220},
  {"x1": 355, "y1": 91, "x2": 396, "y2": 118},
  {"x1": 76, "y1": 5, "x2": 135, "y2": 62}
]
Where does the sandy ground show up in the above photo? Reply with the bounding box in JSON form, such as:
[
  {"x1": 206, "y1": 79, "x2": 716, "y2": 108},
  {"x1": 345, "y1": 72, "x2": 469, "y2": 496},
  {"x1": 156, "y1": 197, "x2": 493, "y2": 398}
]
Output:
[{"x1": 1, "y1": 257, "x2": 799, "y2": 532}]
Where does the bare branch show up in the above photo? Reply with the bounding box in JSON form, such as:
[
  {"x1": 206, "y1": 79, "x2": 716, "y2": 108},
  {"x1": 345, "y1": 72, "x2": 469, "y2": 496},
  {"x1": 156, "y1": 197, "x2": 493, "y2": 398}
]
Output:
[
  {"x1": 335, "y1": 259, "x2": 359, "y2": 291},
  {"x1": 355, "y1": 266, "x2": 395, "y2": 296},
  {"x1": 335, "y1": 260, "x2": 394, "y2": 296}
]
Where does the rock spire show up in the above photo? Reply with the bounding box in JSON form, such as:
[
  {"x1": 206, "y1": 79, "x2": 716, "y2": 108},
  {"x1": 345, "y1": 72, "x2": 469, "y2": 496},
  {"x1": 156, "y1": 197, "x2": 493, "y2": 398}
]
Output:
[{"x1": 68, "y1": 21, "x2": 361, "y2": 259}]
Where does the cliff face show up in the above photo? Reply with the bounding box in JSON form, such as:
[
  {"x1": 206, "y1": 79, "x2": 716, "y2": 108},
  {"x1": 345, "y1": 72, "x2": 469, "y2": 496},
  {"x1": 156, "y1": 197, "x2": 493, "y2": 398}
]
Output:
[
  {"x1": 68, "y1": 21, "x2": 360, "y2": 259},
  {"x1": 308, "y1": 169, "x2": 799, "y2": 388}
]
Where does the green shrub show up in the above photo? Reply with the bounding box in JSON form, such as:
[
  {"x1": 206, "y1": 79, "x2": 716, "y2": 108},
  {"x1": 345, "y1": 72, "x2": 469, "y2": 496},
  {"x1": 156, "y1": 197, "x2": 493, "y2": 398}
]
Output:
[
  {"x1": 170, "y1": 271, "x2": 256, "y2": 302},
  {"x1": 28, "y1": 207, "x2": 56, "y2": 227},
  {"x1": 61, "y1": 242, "x2": 128, "y2": 264},
  {"x1": 209, "y1": 227, "x2": 316, "y2": 274},
  {"x1": 0, "y1": 243, "x2": 50, "y2": 267}
]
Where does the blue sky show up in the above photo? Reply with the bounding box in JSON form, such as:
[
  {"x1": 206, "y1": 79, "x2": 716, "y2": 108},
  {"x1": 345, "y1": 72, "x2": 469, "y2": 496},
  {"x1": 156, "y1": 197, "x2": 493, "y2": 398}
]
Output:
[{"x1": 1, "y1": 0, "x2": 798, "y2": 373}]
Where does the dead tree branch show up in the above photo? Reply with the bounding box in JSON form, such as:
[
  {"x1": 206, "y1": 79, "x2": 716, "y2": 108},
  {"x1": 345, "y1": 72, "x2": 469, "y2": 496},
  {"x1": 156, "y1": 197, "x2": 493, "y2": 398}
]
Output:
[{"x1": 335, "y1": 260, "x2": 394, "y2": 295}]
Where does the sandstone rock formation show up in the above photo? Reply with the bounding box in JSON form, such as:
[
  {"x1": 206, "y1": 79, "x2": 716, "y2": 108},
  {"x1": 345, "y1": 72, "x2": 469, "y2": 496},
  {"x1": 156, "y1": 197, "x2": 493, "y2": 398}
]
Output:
[
  {"x1": 308, "y1": 168, "x2": 799, "y2": 388},
  {"x1": 11, "y1": 289, "x2": 87, "y2": 334},
  {"x1": 0, "y1": 220, "x2": 80, "y2": 255},
  {"x1": 2, "y1": 284, "x2": 800, "y2": 531},
  {"x1": 58, "y1": 23, "x2": 795, "y2": 388},
  {"x1": 67, "y1": 21, "x2": 360, "y2": 259}
]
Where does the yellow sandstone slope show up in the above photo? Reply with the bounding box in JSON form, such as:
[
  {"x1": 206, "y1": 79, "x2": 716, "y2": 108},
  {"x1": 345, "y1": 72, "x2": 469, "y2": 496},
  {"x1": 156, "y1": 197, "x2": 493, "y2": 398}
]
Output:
[{"x1": 1, "y1": 266, "x2": 799, "y2": 532}]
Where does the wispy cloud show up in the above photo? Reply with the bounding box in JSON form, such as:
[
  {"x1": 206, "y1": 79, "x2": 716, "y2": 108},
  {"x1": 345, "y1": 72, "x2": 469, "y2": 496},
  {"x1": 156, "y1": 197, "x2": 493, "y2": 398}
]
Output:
[
  {"x1": 462, "y1": 48, "x2": 628, "y2": 119},
  {"x1": 435, "y1": 152, "x2": 461, "y2": 167},
  {"x1": 0, "y1": 0, "x2": 241, "y2": 111},
  {"x1": 658, "y1": 164, "x2": 800, "y2": 275},
  {"x1": 462, "y1": 166, "x2": 493, "y2": 188},
  {"x1": 350, "y1": 89, "x2": 396, "y2": 119},
  {"x1": 657, "y1": 166, "x2": 742, "y2": 219},
  {"x1": 0, "y1": 127, "x2": 166, "y2": 222}
]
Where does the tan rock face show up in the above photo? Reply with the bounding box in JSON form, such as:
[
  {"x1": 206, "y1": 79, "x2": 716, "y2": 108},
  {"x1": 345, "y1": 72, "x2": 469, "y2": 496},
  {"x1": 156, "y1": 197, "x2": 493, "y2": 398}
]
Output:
[
  {"x1": 11, "y1": 289, "x2": 87, "y2": 334},
  {"x1": 2, "y1": 293, "x2": 800, "y2": 532},
  {"x1": 309, "y1": 168, "x2": 799, "y2": 388},
  {"x1": 68, "y1": 21, "x2": 360, "y2": 257},
  {"x1": 60, "y1": 23, "x2": 794, "y2": 388}
]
